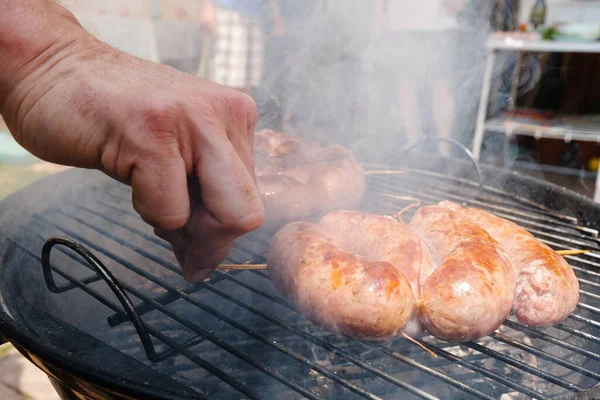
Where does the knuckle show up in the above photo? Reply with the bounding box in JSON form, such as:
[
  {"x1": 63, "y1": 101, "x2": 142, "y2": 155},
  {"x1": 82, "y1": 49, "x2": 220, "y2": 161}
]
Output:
[
  {"x1": 137, "y1": 97, "x2": 183, "y2": 143},
  {"x1": 246, "y1": 98, "x2": 257, "y2": 131},
  {"x1": 223, "y1": 89, "x2": 254, "y2": 121}
]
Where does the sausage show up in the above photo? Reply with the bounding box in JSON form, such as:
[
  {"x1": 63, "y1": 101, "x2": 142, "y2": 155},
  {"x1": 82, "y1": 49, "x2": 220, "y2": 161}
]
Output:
[
  {"x1": 409, "y1": 205, "x2": 517, "y2": 342},
  {"x1": 267, "y1": 211, "x2": 420, "y2": 340},
  {"x1": 439, "y1": 201, "x2": 580, "y2": 327},
  {"x1": 318, "y1": 211, "x2": 436, "y2": 337},
  {"x1": 254, "y1": 130, "x2": 366, "y2": 232}
]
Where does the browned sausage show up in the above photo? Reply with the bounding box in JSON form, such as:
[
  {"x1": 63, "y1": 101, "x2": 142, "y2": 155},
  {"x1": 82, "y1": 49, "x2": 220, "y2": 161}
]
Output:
[
  {"x1": 254, "y1": 130, "x2": 365, "y2": 232},
  {"x1": 409, "y1": 205, "x2": 517, "y2": 342},
  {"x1": 267, "y1": 211, "x2": 421, "y2": 340},
  {"x1": 439, "y1": 201, "x2": 580, "y2": 327},
  {"x1": 318, "y1": 211, "x2": 436, "y2": 337}
]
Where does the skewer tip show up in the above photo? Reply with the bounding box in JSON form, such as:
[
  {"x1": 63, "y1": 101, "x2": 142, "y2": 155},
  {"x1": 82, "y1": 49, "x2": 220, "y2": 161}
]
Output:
[
  {"x1": 401, "y1": 333, "x2": 438, "y2": 359},
  {"x1": 556, "y1": 249, "x2": 590, "y2": 256}
]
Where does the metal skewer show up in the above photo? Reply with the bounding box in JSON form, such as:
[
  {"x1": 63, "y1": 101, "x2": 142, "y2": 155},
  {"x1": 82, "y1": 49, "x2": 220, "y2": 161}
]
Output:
[
  {"x1": 217, "y1": 264, "x2": 268, "y2": 270},
  {"x1": 556, "y1": 249, "x2": 590, "y2": 256}
]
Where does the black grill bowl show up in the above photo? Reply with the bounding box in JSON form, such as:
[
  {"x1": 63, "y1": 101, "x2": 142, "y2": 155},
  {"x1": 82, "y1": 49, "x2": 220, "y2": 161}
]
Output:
[{"x1": 1, "y1": 153, "x2": 600, "y2": 400}]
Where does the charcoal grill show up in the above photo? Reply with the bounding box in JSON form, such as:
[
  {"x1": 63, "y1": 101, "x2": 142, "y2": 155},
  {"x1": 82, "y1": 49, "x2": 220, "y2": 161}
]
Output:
[{"x1": 1, "y1": 150, "x2": 600, "y2": 400}]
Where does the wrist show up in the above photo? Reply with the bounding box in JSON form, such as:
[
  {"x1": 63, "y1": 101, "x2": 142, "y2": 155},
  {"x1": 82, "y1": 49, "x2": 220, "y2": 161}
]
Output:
[{"x1": 0, "y1": 1, "x2": 92, "y2": 108}]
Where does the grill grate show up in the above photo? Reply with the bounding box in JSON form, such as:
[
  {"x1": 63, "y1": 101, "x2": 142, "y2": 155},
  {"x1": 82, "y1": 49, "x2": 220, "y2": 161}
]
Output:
[{"x1": 7, "y1": 166, "x2": 600, "y2": 400}]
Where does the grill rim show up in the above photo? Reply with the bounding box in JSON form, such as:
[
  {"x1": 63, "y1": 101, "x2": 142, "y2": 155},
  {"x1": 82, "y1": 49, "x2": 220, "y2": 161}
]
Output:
[
  {"x1": 1, "y1": 159, "x2": 600, "y2": 400},
  {"x1": 0, "y1": 303, "x2": 204, "y2": 400}
]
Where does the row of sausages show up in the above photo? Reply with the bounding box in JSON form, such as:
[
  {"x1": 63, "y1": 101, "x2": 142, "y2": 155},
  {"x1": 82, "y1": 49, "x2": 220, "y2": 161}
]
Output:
[{"x1": 267, "y1": 201, "x2": 580, "y2": 342}]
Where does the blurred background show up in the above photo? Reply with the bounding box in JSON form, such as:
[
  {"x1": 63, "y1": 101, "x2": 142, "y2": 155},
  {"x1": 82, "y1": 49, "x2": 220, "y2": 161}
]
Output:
[{"x1": 3, "y1": 0, "x2": 600, "y2": 398}]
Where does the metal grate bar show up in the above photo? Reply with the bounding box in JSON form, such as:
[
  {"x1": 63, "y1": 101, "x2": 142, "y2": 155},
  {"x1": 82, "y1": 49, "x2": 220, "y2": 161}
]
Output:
[
  {"x1": 363, "y1": 164, "x2": 578, "y2": 222},
  {"x1": 579, "y1": 303, "x2": 600, "y2": 316},
  {"x1": 35, "y1": 217, "x2": 346, "y2": 400},
  {"x1": 41, "y1": 214, "x2": 468, "y2": 399},
  {"x1": 568, "y1": 255, "x2": 600, "y2": 271},
  {"x1": 401, "y1": 167, "x2": 585, "y2": 226},
  {"x1": 159, "y1": 258, "x2": 566, "y2": 399},
  {"x1": 59, "y1": 205, "x2": 600, "y2": 398},
  {"x1": 366, "y1": 170, "x2": 579, "y2": 225},
  {"x1": 86, "y1": 260, "x2": 383, "y2": 397},
  {"x1": 90, "y1": 199, "x2": 273, "y2": 255},
  {"x1": 79, "y1": 203, "x2": 167, "y2": 247},
  {"x1": 52, "y1": 272, "x2": 103, "y2": 293},
  {"x1": 186, "y1": 268, "x2": 546, "y2": 398},
  {"x1": 11, "y1": 240, "x2": 121, "y2": 312},
  {"x1": 569, "y1": 314, "x2": 600, "y2": 330},
  {"x1": 13, "y1": 238, "x2": 261, "y2": 399},
  {"x1": 40, "y1": 212, "x2": 490, "y2": 399},
  {"x1": 557, "y1": 322, "x2": 600, "y2": 345},
  {"x1": 463, "y1": 342, "x2": 583, "y2": 391},
  {"x1": 58, "y1": 208, "x2": 283, "y2": 323},
  {"x1": 581, "y1": 289, "x2": 600, "y2": 302},
  {"x1": 573, "y1": 275, "x2": 600, "y2": 291},
  {"x1": 27, "y1": 171, "x2": 600, "y2": 399},
  {"x1": 364, "y1": 342, "x2": 524, "y2": 400},
  {"x1": 372, "y1": 179, "x2": 600, "y2": 257},
  {"x1": 570, "y1": 257, "x2": 600, "y2": 275},
  {"x1": 386, "y1": 339, "x2": 553, "y2": 400},
  {"x1": 29, "y1": 229, "x2": 224, "y2": 363},
  {"x1": 208, "y1": 265, "x2": 597, "y2": 397},
  {"x1": 370, "y1": 178, "x2": 596, "y2": 242},
  {"x1": 501, "y1": 320, "x2": 600, "y2": 362},
  {"x1": 108, "y1": 283, "x2": 203, "y2": 327},
  {"x1": 368, "y1": 176, "x2": 588, "y2": 235},
  {"x1": 187, "y1": 281, "x2": 488, "y2": 400},
  {"x1": 490, "y1": 332, "x2": 600, "y2": 380},
  {"x1": 73, "y1": 208, "x2": 285, "y2": 323}
]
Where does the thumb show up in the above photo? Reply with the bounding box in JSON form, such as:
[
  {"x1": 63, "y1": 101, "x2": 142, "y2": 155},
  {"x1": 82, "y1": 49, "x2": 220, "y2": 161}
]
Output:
[{"x1": 130, "y1": 153, "x2": 190, "y2": 231}]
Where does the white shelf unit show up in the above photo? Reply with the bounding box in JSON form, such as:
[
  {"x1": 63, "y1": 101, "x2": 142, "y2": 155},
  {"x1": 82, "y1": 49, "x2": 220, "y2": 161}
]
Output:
[
  {"x1": 485, "y1": 115, "x2": 600, "y2": 142},
  {"x1": 472, "y1": 36, "x2": 600, "y2": 202}
]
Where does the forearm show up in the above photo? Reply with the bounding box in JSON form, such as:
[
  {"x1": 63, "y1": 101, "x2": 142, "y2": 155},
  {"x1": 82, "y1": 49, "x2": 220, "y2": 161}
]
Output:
[{"x1": 0, "y1": 0, "x2": 90, "y2": 107}]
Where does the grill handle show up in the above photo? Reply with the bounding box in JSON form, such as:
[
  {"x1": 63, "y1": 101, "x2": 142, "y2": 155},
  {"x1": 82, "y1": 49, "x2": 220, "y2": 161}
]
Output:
[
  {"x1": 41, "y1": 236, "x2": 162, "y2": 363},
  {"x1": 401, "y1": 137, "x2": 483, "y2": 188}
]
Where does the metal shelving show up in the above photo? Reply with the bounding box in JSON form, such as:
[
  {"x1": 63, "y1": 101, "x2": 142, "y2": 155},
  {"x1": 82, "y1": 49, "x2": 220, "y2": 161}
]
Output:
[{"x1": 472, "y1": 35, "x2": 600, "y2": 202}]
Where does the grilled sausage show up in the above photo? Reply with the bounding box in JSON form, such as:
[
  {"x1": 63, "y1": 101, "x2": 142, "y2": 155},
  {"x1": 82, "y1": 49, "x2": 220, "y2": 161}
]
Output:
[
  {"x1": 318, "y1": 211, "x2": 436, "y2": 337},
  {"x1": 254, "y1": 130, "x2": 366, "y2": 232},
  {"x1": 409, "y1": 206, "x2": 517, "y2": 342},
  {"x1": 439, "y1": 201, "x2": 580, "y2": 327},
  {"x1": 267, "y1": 211, "x2": 424, "y2": 340}
]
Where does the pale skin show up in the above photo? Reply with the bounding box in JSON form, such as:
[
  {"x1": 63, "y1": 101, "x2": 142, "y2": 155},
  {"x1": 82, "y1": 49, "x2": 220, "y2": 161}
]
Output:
[{"x1": 0, "y1": 0, "x2": 265, "y2": 282}]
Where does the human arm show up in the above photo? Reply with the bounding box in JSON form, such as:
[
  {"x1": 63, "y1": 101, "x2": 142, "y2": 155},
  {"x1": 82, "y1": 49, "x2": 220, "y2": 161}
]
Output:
[{"x1": 0, "y1": 0, "x2": 265, "y2": 282}]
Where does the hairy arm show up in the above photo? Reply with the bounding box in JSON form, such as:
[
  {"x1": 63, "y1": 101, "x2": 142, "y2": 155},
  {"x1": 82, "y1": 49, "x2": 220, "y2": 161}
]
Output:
[
  {"x1": 0, "y1": 0, "x2": 264, "y2": 282},
  {"x1": 0, "y1": 0, "x2": 90, "y2": 108}
]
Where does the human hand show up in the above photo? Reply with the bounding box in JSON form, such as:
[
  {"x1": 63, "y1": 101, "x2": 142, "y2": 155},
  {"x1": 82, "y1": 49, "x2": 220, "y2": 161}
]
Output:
[{"x1": 0, "y1": 8, "x2": 264, "y2": 282}]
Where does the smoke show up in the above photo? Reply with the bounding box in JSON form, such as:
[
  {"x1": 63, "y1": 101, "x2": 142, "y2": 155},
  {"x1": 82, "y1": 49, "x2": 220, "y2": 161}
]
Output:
[{"x1": 255, "y1": 0, "x2": 496, "y2": 165}]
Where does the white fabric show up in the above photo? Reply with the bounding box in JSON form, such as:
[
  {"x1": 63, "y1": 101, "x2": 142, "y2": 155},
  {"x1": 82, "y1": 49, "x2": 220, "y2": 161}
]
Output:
[{"x1": 206, "y1": 8, "x2": 264, "y2": 88}]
